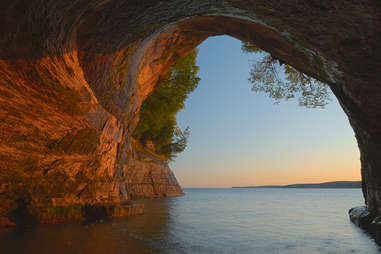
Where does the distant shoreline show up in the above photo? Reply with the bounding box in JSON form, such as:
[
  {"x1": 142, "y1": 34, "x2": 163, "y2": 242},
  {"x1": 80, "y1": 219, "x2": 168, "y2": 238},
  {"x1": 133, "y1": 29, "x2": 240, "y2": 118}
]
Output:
[{"x1": 232, "y1": 181, "x2": 361, "y2": 189}]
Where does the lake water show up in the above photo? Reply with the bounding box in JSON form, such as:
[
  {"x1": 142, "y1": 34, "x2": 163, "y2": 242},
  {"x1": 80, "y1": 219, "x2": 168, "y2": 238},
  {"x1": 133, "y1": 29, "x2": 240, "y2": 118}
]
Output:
[{"x1": 1, "y1": 188, "x2": 380, "y2": 254}]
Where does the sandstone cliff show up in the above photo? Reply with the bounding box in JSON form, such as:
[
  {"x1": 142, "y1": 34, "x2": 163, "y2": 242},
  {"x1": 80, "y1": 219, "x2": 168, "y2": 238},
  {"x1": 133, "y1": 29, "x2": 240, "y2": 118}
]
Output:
[{"x1": 0, "y1": 0, "x2": 381, "y2": 227}]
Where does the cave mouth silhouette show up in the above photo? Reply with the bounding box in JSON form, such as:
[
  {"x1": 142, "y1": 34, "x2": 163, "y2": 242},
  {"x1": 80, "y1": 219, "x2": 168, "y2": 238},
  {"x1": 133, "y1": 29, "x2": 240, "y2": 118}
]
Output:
[
  {"x1": 126, "y1": 14, "x2": 381, "y2": 228},
  {"x1": 128, "y1": 15, "x2": 351, "y2": 181},
  {"x1": 162, "y1": 35, "x2": 360, "y2": 189},
  {"x1": 125, "y1": 12, "x2": 380, "y2": 238}
]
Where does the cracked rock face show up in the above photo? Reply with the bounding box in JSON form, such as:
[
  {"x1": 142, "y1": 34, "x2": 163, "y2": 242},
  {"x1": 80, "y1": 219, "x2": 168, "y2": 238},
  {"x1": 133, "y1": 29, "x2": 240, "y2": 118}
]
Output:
[{"x1": 0, "y1": 0, "x2": 381, "y2": 225}]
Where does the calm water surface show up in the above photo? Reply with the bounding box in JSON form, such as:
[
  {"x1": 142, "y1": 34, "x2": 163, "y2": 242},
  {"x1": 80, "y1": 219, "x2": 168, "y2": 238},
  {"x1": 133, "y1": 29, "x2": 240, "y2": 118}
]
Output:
[{"x1": 1, "y1": 188, "x2": 380, "y2": 254}]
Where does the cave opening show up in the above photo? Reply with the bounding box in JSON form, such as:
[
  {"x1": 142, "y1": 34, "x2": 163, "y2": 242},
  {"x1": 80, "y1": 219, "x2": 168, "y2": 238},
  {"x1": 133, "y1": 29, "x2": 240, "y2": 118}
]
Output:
[
  {"x1": 129, "y1": 15, "x2": 360, "y2": 189},
  {"x1": 138, "y1": 35, "x2": 361, "y2": 188}
]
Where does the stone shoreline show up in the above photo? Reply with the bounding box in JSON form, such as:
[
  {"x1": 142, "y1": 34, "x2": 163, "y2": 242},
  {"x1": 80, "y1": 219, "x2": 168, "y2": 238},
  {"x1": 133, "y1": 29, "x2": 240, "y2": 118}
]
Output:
[{"x1": 349, "y1": 206, "x2": 381, "y2": 245}]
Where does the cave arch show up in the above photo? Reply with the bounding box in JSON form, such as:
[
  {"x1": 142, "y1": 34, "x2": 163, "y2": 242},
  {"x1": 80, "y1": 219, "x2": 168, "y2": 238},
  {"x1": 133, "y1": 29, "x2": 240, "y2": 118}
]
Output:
[{"x1": 0, "y1": 0, "x2": 381, "y2": 226}]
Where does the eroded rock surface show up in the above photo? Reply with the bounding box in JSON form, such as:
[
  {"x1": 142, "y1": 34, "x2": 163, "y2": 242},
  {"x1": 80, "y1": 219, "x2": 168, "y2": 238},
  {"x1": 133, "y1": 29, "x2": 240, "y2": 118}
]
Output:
[{"x1": 0, "y1": 0, "x2": 381, "y2": 226}]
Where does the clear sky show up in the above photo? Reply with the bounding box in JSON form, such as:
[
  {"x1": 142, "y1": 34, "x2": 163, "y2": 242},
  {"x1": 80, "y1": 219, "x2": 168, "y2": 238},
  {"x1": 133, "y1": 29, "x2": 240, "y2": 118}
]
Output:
[{"x1": 169, "y1": 35, "x2": 361, "y2": 188}]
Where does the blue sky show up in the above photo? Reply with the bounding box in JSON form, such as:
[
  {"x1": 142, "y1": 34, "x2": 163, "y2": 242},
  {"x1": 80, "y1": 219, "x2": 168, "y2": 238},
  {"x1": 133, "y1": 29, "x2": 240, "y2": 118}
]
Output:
[{"x1": 169, "y1": 36, "x2": 360, "y2": 188}]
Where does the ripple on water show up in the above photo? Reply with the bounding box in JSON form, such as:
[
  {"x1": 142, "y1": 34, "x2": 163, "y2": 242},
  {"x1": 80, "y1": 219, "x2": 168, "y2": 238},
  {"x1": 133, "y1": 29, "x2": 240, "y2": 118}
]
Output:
[{"x1": 1, "y1": 188, "x2": 380, "y2": 254}]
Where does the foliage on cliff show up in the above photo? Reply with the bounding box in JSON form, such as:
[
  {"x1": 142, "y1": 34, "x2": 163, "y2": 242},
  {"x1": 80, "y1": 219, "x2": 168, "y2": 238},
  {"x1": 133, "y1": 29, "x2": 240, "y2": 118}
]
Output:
[
  {"x1": 134, "y1": 43, "x2": 330, "y2": 160},
  {"x1": 241, "y1": 42, "x2": 331, "y2": 108},
  {"x1": 133, "y1": 50, "x2": 200, "y2": 160}
]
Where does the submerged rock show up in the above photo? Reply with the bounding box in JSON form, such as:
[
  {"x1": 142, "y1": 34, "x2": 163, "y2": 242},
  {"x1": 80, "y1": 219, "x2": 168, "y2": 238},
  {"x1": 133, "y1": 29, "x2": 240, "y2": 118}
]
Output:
[
  {"x1": 0, "y1": 216, "x2": 16, "y2": 227},
  {"x1": 7, "y1": 203, "x2": 145, "y2": 225},
  {"x1": 349, "y1": 206, "x2": 376, "y2": 229},
  {"x1": 349, "y1": 206, "x2": 381, "y2": 245}
]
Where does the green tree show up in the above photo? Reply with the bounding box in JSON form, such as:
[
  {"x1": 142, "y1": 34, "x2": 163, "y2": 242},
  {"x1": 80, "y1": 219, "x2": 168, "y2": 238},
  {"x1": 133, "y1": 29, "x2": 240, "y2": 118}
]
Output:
[
  {"x1": 241, "y1": 42, "x2": 331, "y2": 108},
  {"x1": 133, "y1": 50, "x2": 200, "y2": 160}
]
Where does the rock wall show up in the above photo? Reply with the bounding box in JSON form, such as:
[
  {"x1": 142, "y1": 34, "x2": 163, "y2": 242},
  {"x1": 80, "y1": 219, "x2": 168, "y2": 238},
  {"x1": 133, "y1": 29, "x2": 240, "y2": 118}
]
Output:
[{"x1": 0, "y1": 0, "x2": 381, "y2": 226}]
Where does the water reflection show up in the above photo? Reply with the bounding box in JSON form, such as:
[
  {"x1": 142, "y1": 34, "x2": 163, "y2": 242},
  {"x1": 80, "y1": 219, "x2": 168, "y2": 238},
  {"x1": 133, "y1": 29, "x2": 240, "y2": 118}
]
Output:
[
  {"x1": 0, "y1": 198, "x2": 174, "y2": 254},
  {"x1": 1, "y1": 190, "x2": 380, "y2": 254}
]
